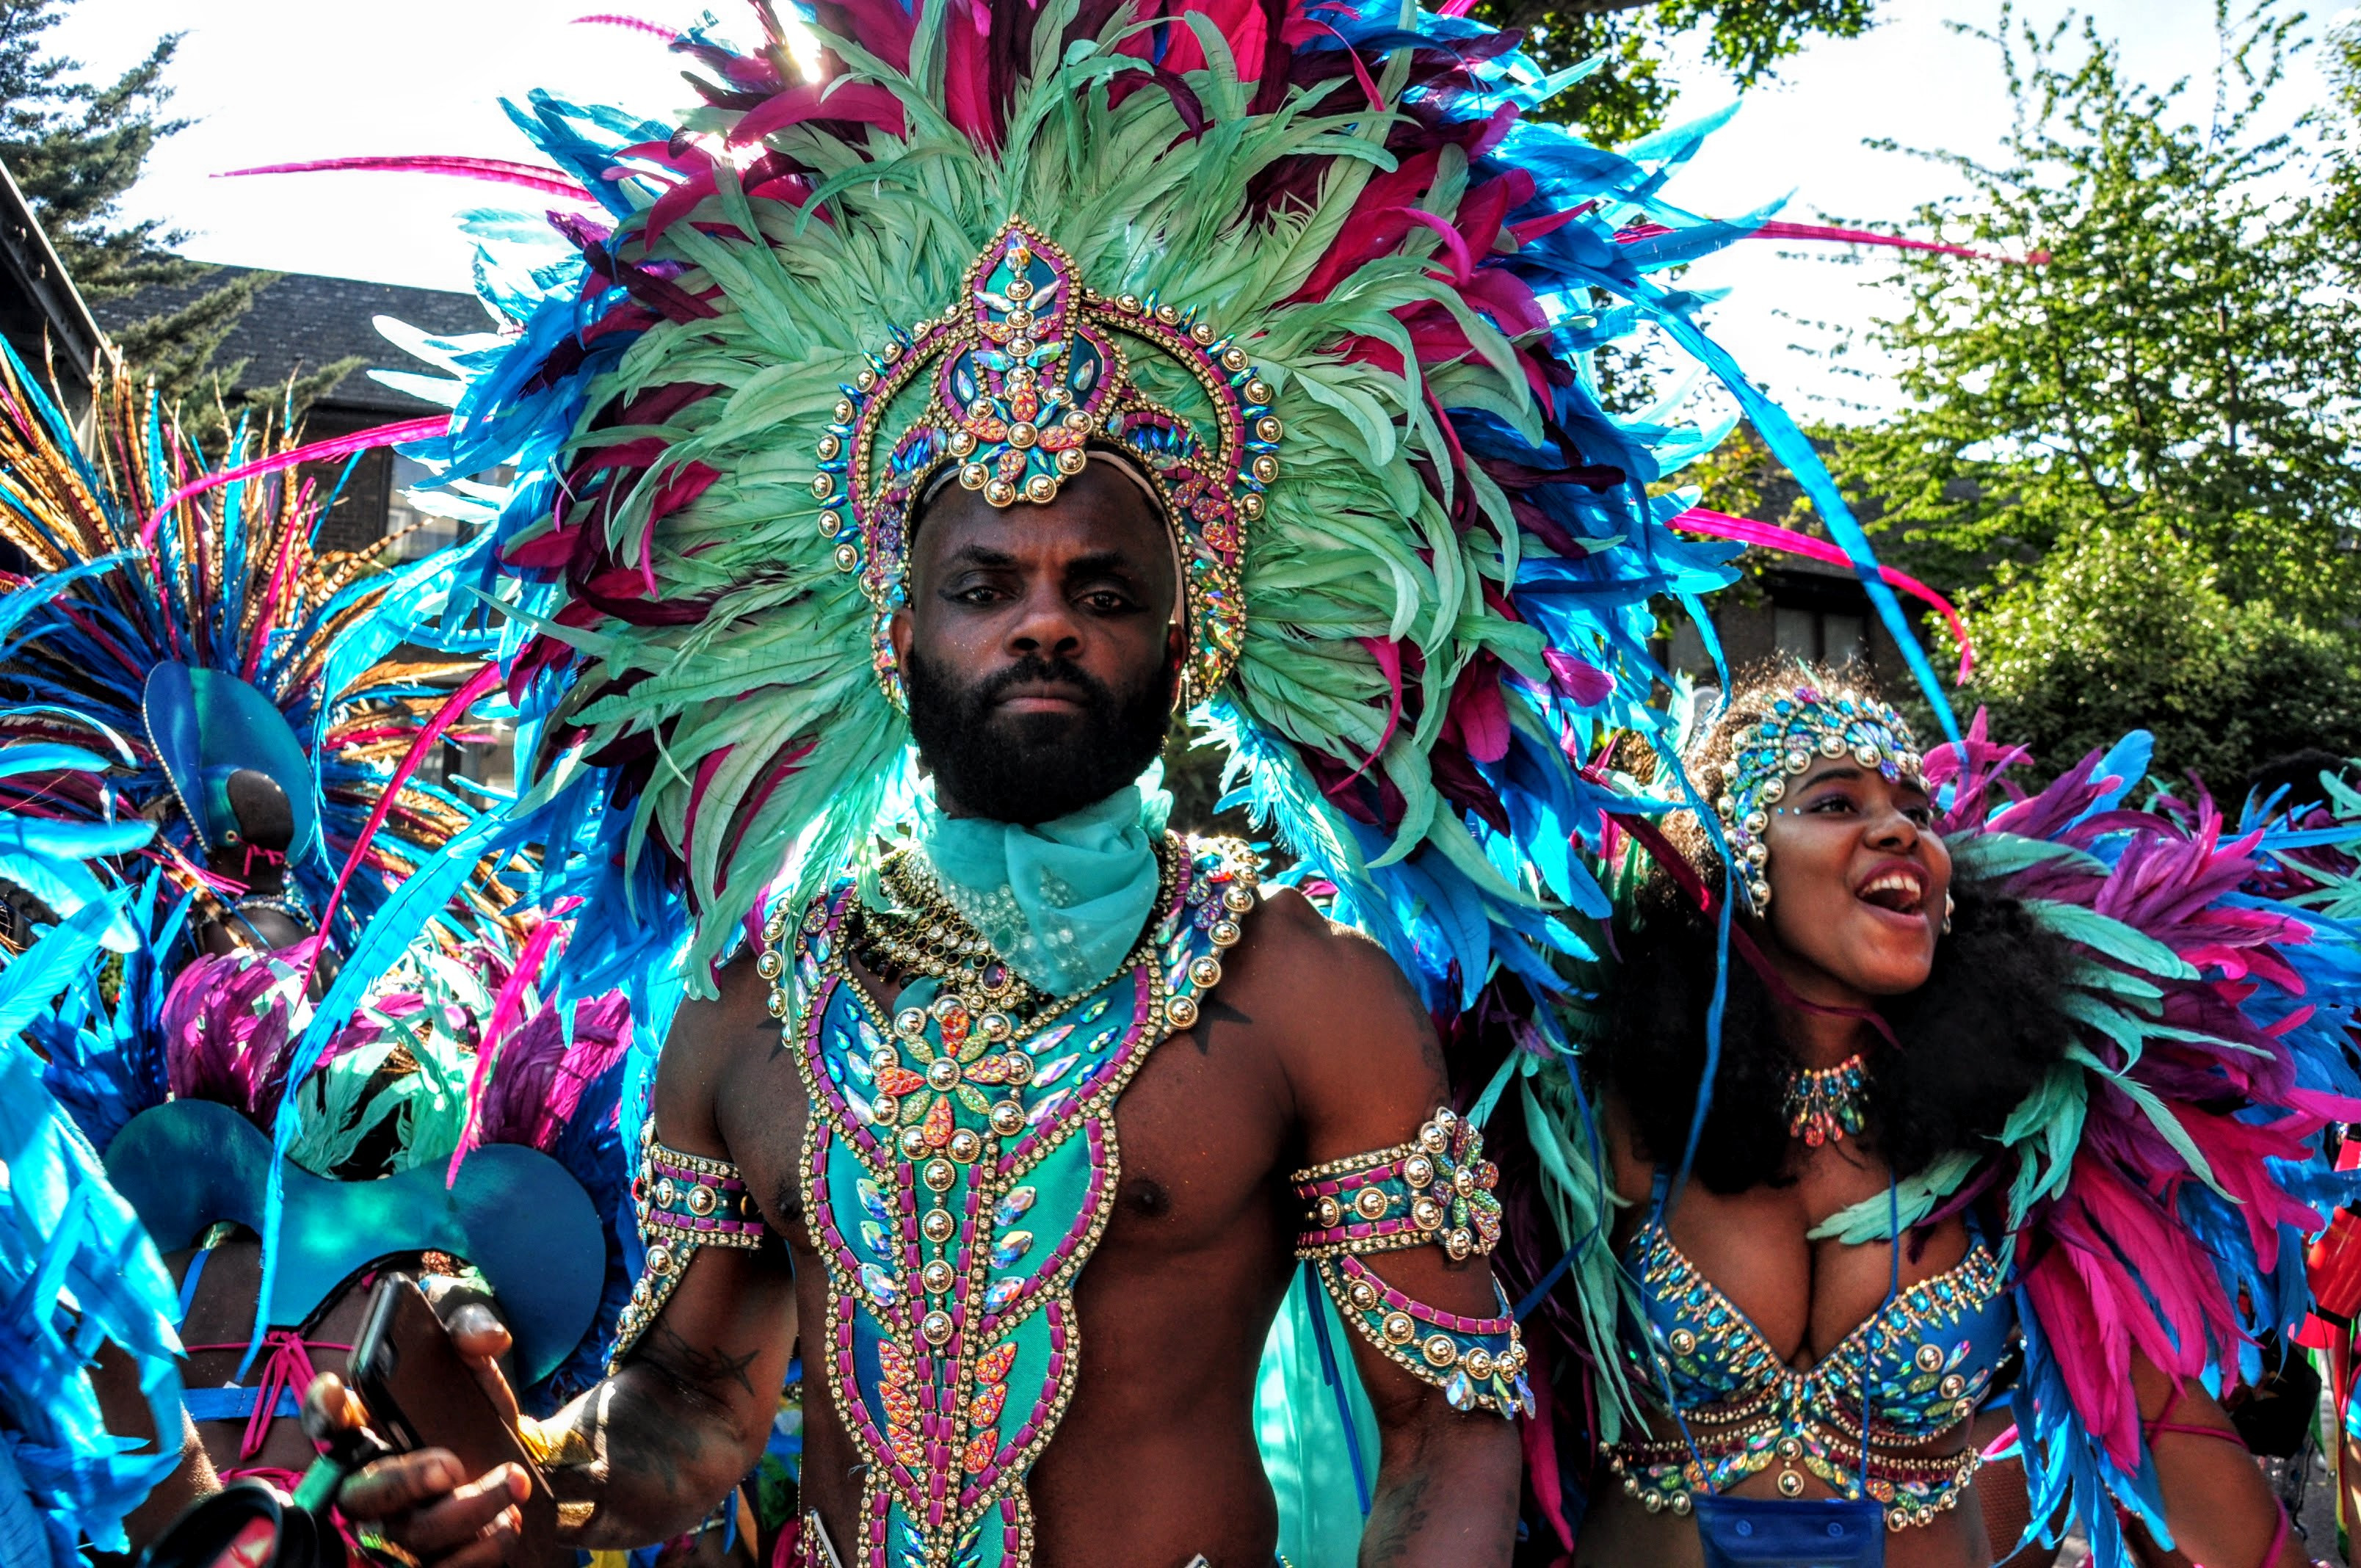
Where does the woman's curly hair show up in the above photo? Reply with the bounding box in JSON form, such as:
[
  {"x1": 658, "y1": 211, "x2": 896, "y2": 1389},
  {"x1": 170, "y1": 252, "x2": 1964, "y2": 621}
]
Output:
[{"x1": 1598, "y1": 660, "x2": 2080, "y2": 1193}]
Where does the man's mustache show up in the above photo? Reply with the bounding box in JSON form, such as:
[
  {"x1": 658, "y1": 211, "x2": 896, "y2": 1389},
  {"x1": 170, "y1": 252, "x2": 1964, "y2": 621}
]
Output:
[{"x1": 973, "y1": 656, "x2": 1114, "y2": 709}]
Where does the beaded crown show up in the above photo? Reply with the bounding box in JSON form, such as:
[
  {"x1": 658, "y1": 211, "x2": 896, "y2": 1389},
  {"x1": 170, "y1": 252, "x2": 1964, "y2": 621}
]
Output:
[
  {"x1": 835, "y1": 221, "x2": 1266, "y2": 706},
  {"x1": 1711, "y1": 682, "x2": 1923, "y2": 912}
]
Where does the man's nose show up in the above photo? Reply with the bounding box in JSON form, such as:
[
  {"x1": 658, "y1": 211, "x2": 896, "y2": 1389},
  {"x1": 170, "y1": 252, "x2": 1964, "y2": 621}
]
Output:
[{"x1": 1007, "y1": 584, "x2": 1083, "y2": 658}]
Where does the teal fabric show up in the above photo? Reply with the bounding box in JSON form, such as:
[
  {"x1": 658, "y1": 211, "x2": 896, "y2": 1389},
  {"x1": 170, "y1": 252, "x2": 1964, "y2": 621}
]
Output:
[
  {"x1": 918, "y1": 778, "x2": 1172, "y2": 995},
  {"x1": 1255, "y1": 1274, "x2": 1377, "y2": 1568},
  {"x1": 104, "y1": 1100, "x2": 602, "y2": 1384}
]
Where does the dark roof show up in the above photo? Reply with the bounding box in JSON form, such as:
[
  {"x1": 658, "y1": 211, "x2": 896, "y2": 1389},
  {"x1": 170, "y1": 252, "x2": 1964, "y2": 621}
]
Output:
[
  {"x1": 0, "y1": 160, "x2": 104, "y2": 391},
  {"x1": 91, "y1": 264, "x2": 492, "y2": 418}
]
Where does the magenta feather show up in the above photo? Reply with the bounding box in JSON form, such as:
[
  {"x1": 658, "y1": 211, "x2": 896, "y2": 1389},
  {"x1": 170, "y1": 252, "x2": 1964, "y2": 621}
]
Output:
[{"x1": 216, "y1": 158, "x2": 592, "y2": 203}]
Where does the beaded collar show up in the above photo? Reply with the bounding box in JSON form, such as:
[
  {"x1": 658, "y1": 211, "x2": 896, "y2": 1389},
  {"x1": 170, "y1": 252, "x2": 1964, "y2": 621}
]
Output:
[{"x1": 775, "y1": 833, "x2": 1258, "y2": 1568}]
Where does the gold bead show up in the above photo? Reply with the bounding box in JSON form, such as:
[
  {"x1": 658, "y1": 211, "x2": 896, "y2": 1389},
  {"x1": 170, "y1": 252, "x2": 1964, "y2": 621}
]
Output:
[
  {"x1": 1164, "y1": 995, "x2": 1199, "y2": 1028},
  {"x1": 1421, "y1": 1334, "x2": 1457, "y2": 1368},
  {"x1": 922, "y1": 1208, "x2": 955, "y2": 1243},
  {"x1": 924, "y1": 1158, "x2": 957, "y2": 1192},
  {"x1": 1209, "y1": 919, "x2": 1241, "y2": 948},
  {"x1": 1382, "y1": 1312, "x2": 1415, "y2": 1344},
  {"x1": 1251, "y1": 454, "x2": 1279, "y2": 484},
  {"x1": 816, "y1": 432, "x2": 841, "y2": 460},
  {"x1": 1244, "y1": 378, "x2": 1272, "y2": 404},
  {"x1": 810, "y1": 472, "x2": 837, "y2": 499},
  {"x1": 1255, "y1": 415, "x2": 1283, "y2": 442},
  {"x1": 986, "y1": 479, "x2": 1018, "y2": 506},
  {"x1": 817, "y1": 508, "x2": 843, "y2": 537},
  {"x1": 989, "y1": 1100, "x2": 1025, "y2": 1136},
  {"x1": 948, "y1": 1129, "x2": 982, "y2": 1164}
]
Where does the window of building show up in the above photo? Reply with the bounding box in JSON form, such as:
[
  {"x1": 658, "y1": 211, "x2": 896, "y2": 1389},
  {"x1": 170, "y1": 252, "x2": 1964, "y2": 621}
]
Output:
[
  {"x1": 1774, "y1": 603, "x2": 1867, "y2": 667},
  {"x1": 384, "y1": 452, "x2": 462, "y2": 562}
]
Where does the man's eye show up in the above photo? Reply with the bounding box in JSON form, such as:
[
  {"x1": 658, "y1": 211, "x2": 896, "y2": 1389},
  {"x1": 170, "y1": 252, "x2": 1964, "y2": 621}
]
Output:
[
  {"x1": 1081, "y1": 591, "x2": 1134, "y2": 612},
  {"x1": 1807, "y1": 794, "x2": 1855, "y2": 813}
]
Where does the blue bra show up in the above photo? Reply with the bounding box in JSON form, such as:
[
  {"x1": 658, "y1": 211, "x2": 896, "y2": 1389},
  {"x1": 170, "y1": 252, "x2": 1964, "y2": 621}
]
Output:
[{"x1": 1604, "y1": 1175, "x2": 2013, "y2": 1532}]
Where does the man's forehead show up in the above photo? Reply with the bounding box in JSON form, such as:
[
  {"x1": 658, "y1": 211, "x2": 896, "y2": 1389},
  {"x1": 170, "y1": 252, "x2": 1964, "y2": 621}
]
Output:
[{"x1": 913, "y1": 464, "x2": 1171, "y2": 570}]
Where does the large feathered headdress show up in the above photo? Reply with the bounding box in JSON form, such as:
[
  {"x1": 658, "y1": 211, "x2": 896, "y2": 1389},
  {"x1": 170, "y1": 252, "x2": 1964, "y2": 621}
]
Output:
[{"x1": 355, "y1": 0, "x2": 1965, "y2": 1001}]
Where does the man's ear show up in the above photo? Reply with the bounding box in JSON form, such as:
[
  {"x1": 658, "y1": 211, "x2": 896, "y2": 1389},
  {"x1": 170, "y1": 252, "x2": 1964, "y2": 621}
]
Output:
[{"x1": 890, "y1": 604, "x2": 914, "y2": 669}]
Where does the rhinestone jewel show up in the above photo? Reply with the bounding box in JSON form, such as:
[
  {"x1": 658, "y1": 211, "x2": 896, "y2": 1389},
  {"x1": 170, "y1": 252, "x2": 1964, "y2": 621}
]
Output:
[
  {"x1": 860, "y1": 1263, "x2": 901, "y2": 1305},
  {"x1": 991, "y1": 1231, "x2": 1034, "y2": 1269},
  {"x1": 985, "y1": 1277, "x2": 1024, "y2": 1312},
  {"x1": 994, "y1": 1186, "x2": 1037, "y2": 1226}
]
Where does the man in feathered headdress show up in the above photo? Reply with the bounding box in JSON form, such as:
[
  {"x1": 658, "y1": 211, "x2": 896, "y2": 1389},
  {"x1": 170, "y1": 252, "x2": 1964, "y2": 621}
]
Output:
[{"x1": 289, "y1": 0, "x2": 1858, "y2": 1561}]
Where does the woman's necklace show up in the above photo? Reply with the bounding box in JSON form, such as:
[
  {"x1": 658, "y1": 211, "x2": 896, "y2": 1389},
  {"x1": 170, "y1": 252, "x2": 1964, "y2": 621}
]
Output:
[{"x1": 1782, "y1": 1053, "x2": 1868, "y2": 1146}]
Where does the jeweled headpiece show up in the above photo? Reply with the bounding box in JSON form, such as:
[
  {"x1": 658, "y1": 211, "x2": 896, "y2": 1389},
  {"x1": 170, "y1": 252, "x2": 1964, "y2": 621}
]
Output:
[
  {"x1": 1712, "y1": 683, "x2": 1923, "y2": 912},
  {"x1": 822, "y1": 219, "x2": 1272, "y2": 708}
]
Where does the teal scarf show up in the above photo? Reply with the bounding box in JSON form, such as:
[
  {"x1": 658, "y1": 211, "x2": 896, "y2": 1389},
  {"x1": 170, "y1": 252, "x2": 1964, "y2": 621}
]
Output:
[{"x1": 918, "y1": 778, "x2": 1171, "y2": 995}]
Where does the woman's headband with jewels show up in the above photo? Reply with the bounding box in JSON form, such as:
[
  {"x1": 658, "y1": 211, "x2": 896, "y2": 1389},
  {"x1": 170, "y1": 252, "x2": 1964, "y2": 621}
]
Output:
[
  {"x1": 1710, "y1": 685, "x2": 1923, "y2": 912},
  {"x1": 813, "y1": 219, "x2": 1275, "y2": 709}
]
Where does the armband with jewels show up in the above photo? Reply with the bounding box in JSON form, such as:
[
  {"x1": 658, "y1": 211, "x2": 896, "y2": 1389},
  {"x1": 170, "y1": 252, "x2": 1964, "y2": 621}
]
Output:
[
  {"x1": 609, "y1": 1120, "x2": 770, "y2": 1366},
  {"x1": 1311, "y1": 1255, "x2": 1531, "y2": 1417},
  {"x1": 1291, "y1": 1106, "x2": 1503, "y2": 1262},
  {"x1": 1293, "y1": 1108, "x2": 1528, "y2": 1417}
]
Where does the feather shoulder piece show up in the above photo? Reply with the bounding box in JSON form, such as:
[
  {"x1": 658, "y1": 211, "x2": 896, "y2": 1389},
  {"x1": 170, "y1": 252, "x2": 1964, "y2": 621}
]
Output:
[{"x1": 1798, "y1": 719, "x2": 2361, "y2": 1565}]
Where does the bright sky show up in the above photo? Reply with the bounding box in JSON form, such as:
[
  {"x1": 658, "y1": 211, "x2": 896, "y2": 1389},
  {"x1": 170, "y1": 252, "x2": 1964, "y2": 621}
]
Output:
[{"x1": 48, "y1": 0, "x2": 2340, "y2": 420}]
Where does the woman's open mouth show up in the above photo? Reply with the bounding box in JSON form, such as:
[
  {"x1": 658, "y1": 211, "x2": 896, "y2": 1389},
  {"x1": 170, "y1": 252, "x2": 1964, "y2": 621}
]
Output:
[{"x1": 1857, "y1": 865, "x2": 1926, "y2": 915}]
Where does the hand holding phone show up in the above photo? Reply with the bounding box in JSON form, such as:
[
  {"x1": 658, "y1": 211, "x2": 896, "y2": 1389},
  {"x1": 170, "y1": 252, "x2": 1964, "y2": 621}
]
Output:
[{"x1": 340, "y1": 1274, "x2": 556, "y2": 1567}]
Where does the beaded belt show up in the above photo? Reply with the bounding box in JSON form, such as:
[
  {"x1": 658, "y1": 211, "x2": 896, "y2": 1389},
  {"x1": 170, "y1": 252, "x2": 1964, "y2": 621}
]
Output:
[{"x1": 1602, "y1": 1409, "x2": 1985, "y2": 1531}]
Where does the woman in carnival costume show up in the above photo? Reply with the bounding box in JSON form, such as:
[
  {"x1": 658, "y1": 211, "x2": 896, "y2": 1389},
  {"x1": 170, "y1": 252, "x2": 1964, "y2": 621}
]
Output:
[
  {"x1": 216, "y1": 0, "x2": 2057, "y2": 1563},
  {"x1": 1493, "y1": 659, "x2": 2357, "y2": 1567},
  {"x1": 0, "y1": 353, "x2": 648, "y2": 1558}
]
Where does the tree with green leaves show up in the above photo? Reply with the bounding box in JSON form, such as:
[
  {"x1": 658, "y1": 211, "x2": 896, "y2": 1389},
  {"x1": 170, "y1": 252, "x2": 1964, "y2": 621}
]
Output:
[
  {"x1": 1473, "y1": 0, "x2": 1877, "y2": 144},
  {"x1": 0, "y1": 0, "x2": 353, "y2": 440},
  {"x1": 1774, "y1": 2, "x2": 2361, "y2": 786}
]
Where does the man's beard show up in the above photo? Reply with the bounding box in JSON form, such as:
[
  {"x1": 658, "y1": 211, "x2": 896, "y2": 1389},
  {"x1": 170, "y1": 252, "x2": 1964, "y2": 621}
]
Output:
[{"x1": 905, "y1": 646, "x2": 1174, "y2": 826}]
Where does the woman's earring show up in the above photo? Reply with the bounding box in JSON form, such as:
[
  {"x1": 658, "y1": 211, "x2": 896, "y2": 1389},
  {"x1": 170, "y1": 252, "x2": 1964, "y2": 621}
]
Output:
[{"x1": 1941, "y1": 893, "x2": 1955, "y2": 935}]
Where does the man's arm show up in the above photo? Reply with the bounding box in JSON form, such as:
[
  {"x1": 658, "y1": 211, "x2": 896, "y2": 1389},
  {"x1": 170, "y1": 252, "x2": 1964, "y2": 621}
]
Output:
[
  {"x1": 320, "y1": 962, "x2": 797, "y2": 1563},
  {"x1": 1245, "y1": 890, "x2": 1523, "y2": 1568}
]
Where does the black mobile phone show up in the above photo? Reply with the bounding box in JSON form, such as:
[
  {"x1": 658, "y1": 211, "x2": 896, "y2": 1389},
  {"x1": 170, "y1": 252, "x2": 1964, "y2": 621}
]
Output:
[{"x1": 349, "y1": 1274, "x2": 558, "y2": 1564}]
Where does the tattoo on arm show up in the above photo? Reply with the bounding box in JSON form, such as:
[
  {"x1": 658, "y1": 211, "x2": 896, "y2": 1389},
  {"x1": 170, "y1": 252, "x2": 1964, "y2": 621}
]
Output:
[
  {"x1": 1363, "y1": 1469, "x2": 1432, "y2": 1568},
  {"x1": 650, "y1": 1318, "x2": 761, "y2": 1401},
  {"x1": 1188, "y1": 995, "x2": 1252, "y2": 1056}
]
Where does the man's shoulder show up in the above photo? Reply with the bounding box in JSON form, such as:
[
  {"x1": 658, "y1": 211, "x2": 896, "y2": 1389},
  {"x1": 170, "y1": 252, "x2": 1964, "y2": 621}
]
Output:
[{"x1": 1223, "y1": 879, "x2": 1432, "y2": 1047}]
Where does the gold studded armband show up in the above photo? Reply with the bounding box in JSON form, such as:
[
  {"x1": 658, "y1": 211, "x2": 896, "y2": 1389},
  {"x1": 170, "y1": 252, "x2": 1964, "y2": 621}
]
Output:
[
  {"x1": 609, "y1": 1121, "x2": 772, "y2": 1368},
  {"x1": 1292, "y1": 1108, "x2": 1527, "y2": 1417},
  {"x1": 1291, "y1": 1106, "x2": 1503, "y2": 1262}
]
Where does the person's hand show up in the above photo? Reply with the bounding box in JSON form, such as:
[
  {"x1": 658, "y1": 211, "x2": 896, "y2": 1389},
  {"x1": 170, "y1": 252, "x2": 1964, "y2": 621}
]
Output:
[{"x1": 300, "y1": 1304, "x2": 532, "y2": 1568}]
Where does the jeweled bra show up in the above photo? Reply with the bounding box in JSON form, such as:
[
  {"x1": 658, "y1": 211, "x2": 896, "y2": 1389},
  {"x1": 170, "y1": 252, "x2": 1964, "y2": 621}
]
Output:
[
  {"x1": 777, "y1": 832, "x2": 1256, "y2": 1568},
  {"x1": 1605, "y1": 1208, "x2": 2011, "y2": 1531}
]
